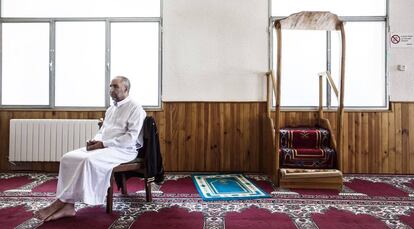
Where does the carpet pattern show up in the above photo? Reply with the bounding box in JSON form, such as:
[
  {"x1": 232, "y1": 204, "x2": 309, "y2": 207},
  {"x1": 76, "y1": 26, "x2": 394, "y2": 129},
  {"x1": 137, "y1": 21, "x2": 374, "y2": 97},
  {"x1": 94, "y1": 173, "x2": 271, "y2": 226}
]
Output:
[
  {"x1": 0, "y1": 173, "x2": 414, "y2": 228},
  {"x1": 279, "y1": 127, "x2": 337, "y2": 169}
]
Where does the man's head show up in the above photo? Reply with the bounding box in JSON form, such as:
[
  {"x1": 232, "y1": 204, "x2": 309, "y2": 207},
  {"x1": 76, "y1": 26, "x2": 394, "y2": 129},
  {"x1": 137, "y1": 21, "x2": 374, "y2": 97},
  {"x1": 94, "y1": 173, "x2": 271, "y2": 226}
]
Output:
[{"x1": 110, "y1": 76, "x2": 131, "y2": 102}]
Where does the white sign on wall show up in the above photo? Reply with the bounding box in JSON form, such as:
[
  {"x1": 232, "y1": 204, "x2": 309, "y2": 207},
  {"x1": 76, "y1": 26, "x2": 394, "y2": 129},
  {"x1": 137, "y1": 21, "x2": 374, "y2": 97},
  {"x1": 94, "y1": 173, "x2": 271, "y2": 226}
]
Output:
[{"x1": 390, "y1": 33, "x2": 414, "y2": 48}]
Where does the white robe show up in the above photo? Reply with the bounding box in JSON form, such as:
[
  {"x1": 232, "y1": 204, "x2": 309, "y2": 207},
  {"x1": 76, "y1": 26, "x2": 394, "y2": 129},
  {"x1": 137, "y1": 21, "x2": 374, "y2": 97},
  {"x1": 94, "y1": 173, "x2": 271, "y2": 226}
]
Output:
[{"x1": 56, "y1": 97, "x2": 146, "y2": 205}]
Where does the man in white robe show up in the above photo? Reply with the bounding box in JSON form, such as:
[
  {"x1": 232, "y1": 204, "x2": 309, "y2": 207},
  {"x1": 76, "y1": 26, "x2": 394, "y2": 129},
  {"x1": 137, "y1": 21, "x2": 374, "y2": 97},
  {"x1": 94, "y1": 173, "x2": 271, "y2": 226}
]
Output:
[{"x1": 35, "y1": 76, "x2": 146, "y2": 221}]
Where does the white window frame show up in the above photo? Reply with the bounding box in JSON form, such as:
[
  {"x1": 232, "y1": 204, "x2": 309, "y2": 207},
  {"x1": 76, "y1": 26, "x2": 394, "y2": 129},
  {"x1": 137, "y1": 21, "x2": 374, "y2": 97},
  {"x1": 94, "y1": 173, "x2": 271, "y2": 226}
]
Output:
[
  {"x1": 0, "y1": 1, "x2": 163, "y2": 109},
  {"x1": 269, "y1": 0, "x2": 389, "y2": 110}
]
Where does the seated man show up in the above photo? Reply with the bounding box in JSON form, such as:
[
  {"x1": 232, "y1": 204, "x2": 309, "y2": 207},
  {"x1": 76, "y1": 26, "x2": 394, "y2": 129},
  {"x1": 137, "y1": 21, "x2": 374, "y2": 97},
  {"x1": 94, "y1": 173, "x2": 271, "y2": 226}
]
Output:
[{"x1": 35, "y1": 76, "x2": 146, "y2": 221}]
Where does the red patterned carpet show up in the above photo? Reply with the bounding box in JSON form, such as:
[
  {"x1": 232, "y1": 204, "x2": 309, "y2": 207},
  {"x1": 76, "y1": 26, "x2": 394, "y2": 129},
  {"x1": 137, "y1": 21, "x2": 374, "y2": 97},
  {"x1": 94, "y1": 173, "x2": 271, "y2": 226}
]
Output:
[{"x1": 0, "y1": 173, "x2": 414, "y2": 228}]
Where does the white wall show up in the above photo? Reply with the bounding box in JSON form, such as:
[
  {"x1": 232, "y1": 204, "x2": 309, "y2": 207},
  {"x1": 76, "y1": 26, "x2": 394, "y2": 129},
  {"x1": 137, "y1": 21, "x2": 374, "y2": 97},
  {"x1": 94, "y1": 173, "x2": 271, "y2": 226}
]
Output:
[
  {"x1": 163, "y1": 0, "x2": 414, "y2": 102},
  {"x1": 389, "y1": 0, "x2": 414, "y2": 101},
  {"x1": 163, "y1": 0, "x2": 268, "y2": 101}
]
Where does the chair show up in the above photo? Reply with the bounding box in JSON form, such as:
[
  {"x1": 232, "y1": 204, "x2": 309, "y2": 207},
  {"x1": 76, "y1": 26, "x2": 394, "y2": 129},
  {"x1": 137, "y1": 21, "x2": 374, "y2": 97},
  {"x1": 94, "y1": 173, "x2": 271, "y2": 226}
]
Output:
[{"x1": 106, "y1": 118, "x2": 153, "y2": 214}]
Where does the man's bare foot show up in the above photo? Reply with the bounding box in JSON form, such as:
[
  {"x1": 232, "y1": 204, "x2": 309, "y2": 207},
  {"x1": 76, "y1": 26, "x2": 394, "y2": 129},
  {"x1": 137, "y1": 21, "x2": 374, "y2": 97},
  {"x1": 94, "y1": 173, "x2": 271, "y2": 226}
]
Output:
[
  {"x1": 44, "y1": 203, "x2": 76, "y2": 222},
  {"x1": 34, "y1": 200, "x2": 65, "y2": 221}
]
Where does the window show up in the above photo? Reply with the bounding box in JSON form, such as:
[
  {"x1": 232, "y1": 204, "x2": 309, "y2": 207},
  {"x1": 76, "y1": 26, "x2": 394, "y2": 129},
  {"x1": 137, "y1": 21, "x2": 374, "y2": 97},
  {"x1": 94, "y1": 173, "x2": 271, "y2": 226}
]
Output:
[
  {"x1": 271, "y1": 0, "x2": 388, "y2": 109},
  {"x1": 1, "y1": 0, "x2": 161, "y2": 108},
  {"x1": 55, "y1": 22, "x2": 106, "y2": 107},
  {"x1": 278, "y1": 30, "x2": 326, "y2": 107},
  {"x1": 1, "y1": 23, "x2": 50, "y2": 105},
  {"x1": 1, "y1": 0, "x2": 160, "y2": 17},
  {"x1": 110, "y1": 22, "x2": 160, "y2": 107}
]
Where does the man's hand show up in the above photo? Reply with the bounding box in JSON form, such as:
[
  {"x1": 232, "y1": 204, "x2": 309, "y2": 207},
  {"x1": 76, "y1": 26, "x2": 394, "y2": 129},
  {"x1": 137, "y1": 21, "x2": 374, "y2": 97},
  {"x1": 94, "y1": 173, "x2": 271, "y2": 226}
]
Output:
[{"x1": 86, "y1": 140, "x2": 104, "y2": 151}]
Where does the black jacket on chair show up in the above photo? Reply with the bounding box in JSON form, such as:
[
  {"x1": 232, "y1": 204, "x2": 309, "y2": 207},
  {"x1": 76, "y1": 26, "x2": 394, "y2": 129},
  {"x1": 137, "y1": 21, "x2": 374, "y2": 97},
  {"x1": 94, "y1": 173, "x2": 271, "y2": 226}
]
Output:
[{"x1": 114, "y1": 116, "x2": 165, "y2": 188}]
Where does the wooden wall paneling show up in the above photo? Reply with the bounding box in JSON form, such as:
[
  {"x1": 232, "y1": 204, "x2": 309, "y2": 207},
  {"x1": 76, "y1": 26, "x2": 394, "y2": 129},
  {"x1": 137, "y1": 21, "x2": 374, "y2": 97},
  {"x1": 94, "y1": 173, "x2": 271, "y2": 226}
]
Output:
[
  {"x1": 380, "y1": 112, "x2": 389, "y2": 173},
  {"x1": 394, "y1": 103, "x2": 403, "y2": 173},
  {"x1": 287, "y1": 111, "x2": 296, "y2": 126},
  {"x1": 246, "y1": 103, "x2": 259, "y2": 172},
  {"x1": 238, "y1": 105, "x2": 247, "y2": 171},
  {"x1": 183, "y1": 103, "x2": 194, "y2": 171},
  {"x1": 354, "y1": 113, "x2": 361, "y2": 173},
  {"x1": 252, "y1": 103, "x2": 262, "y2": 172},
  {"x1": 261, "y1": 114, "x2": 276, "y2": 180},
  {"x1": 354, "y1": 113, "x2": 361, "y2": 172},
  {"x1": 347, "y1": 112, "x2": 355, "y2": 173},
  {"x1": 218, "y1": 103, "x2": 226, "y2": 171},
  {"x1": 177, "y1": 103, "x2": 187, "y2": 170},
  {"x1": 401, "y1": 103, "x2": 410, "y2": 173},
  {"x1": 239, "y1": 104, "x2": 246, "y2": 171},
  {"x1": 241, "y1": 104, "x2": 249, "y2": 171},
  {"x1": 222, "y1": 103, "x2": 231, "y2": 171},
  {"x1": 388, "y1": 104, "x2": 396, "y2": 173},
  {"x1": 205, "y1": 103, "x2": 220, "y2": 171},
  {"x1": 299, "y1": 112, "x2": 307, "y2": 126},
  {"x1": 224, "y1": 104, "x2": 232, "y2": 171},
  {"x1": 409, "y1": 104, "x2": 414, "y2": 174},
  {"x1": 220, "y1": 104, "x2": 228, "y2": 171},
  {"x1": 361, "y1": 113, "x2": 369, "y2": 173},
  {"x1": 191, "y1": 103, "x2": 200, "y2": 171},
  {"x1": 342, "y1": 112, "x2": 350, "y2": 173},
  {"x1": 231, "y1": 103, "x2": 242, "y2": 171},
  {"x1": 196, "y1": 103, "x2": 206, "y2": 171},
  {"x1": 0, "y1": 112, "x2": 10, "y2": 171},
  {"x1": 244, "y1": 104, "x2": 252, "y2": 171},
  {"x1": 279, "y1": 111, "x2": 286, "y2": 128},
  {"x1": 375, "y1": 112, "x2": 381, "y2": 173},
  {"x1": 369, "y1": 113, "x2": 375, "y2": 173},
  {"x1": 205, "y1": 104, "x2": 212, "y2": 171},
  {"x1": 2, "y1": 102, "x2": 414, "y2": 174},
  {"x1": 217, "y1": 103, "x2": 226, "y2": 171},
  {"x1": 163, "y1": 104, "x2": 177, "y2": 171}
]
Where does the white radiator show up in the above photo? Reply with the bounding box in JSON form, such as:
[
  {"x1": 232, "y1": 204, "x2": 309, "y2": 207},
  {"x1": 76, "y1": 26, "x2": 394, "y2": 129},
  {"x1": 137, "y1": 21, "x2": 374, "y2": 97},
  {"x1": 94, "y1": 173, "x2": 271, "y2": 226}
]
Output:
[{"x1": 9, "y1": 119, "x2": 99, "y2": 162}]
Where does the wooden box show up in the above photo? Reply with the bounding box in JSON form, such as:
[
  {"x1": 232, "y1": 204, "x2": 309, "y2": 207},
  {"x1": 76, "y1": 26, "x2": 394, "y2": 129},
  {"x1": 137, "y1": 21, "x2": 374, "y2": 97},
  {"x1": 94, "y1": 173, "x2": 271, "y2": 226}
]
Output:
[{"x1": 279, "y1": 168, "x2": 343, "y2": 190}]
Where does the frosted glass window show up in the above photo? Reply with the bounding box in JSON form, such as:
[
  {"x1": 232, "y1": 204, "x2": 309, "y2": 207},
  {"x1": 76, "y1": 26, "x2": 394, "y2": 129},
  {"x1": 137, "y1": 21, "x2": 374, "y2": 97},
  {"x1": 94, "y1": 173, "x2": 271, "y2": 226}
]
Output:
[
  {"x1": 55, "y1": 22, "x2": 105, "y2": 107},
  {"x1": 273, "y1": 30, "x2": 326, "y2": 107},
  {"x1": 2, "y1": 0, "x2": 160, "y2": 17},
  {"x1": 272, "y1": 0, "x2": 386, "y2": 16},
  {"x1": 111, "y1": 22, "x2": 160, "y2": 107},
  {"x1": 2, "y1": 23, "x2": 50, "y2": 105},
  {"x1": 331, "y1": 22, "x2": 386, "y2": 107}
]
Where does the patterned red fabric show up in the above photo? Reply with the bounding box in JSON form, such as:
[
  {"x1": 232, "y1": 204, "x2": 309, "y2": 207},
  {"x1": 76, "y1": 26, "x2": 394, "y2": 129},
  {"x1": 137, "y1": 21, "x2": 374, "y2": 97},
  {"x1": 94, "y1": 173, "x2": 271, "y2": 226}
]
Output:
[
  {"x1": 345, "y1": 179, "x2": 409, "y2": 197},
  {"x1": 39, "y1": 206, "x2": 119, "y2": 229},
  {"x1": 279, "y1": 127, "x2": 337, "y2": 169},
  {"x1": 130, "y1": 206, "x2": 203, "y2": 229},
  {"x1": 280, "y1": 128, "x2": 331, "y2": 149},
  {"x1": 312, "y1": 208, "x2": 389, "y2": 229},
  {"x1": 32, "y1": 179, "x2": 57, "y2": 193},
  {"x1": 1, "y1": 173, "x2": 413, "y2": 228},
  {"x1": 279, "y1": 147, "x2": 336, "y2": 169},
  {"x1": 160, "y1": 177, "x2": 199, "y2": 194},
  {"x1": 399, "y1": 211, "x2": 414, "y2": 227},
  {"x1": 226, "y1": 206, "x2": 296, "y2": 229},
  {"x1": 0, "y1": 176, "x2": 32, "y2": 192},
  {"x1": 0, "y1": 206, "x2": 33, "y2": 229}
]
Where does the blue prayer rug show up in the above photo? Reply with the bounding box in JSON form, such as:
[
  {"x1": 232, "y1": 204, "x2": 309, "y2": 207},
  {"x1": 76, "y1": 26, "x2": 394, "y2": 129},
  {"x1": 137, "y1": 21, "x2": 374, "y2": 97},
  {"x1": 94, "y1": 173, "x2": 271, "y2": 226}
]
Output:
[{"x1": 192, "y1": 174, "x2": 271, "y2": 201}]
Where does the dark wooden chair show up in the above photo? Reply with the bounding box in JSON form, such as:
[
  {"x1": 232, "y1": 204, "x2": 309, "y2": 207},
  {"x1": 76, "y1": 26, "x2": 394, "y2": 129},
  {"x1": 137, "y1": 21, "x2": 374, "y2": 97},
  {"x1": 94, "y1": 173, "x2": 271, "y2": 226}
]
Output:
[{"x1": 106, "y1": 120, "x2": 153, "y2": 213}]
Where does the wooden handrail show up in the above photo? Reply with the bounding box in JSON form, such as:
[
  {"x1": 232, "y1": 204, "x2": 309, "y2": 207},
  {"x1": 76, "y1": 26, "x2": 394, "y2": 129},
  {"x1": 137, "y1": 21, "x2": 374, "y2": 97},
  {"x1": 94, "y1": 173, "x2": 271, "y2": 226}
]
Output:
[
  {"x1": 317, "y1": 70, "x2": 342, "y2": 151},
  {"x1": 318, "y1": 71, "x2": 339, "y2": 98},
  {"x1": 266, "y1": 72, "x2": 271, "y2": 117},
  {"x1": 265, "y1": 70, "x2": 278, "y2": 114}
]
